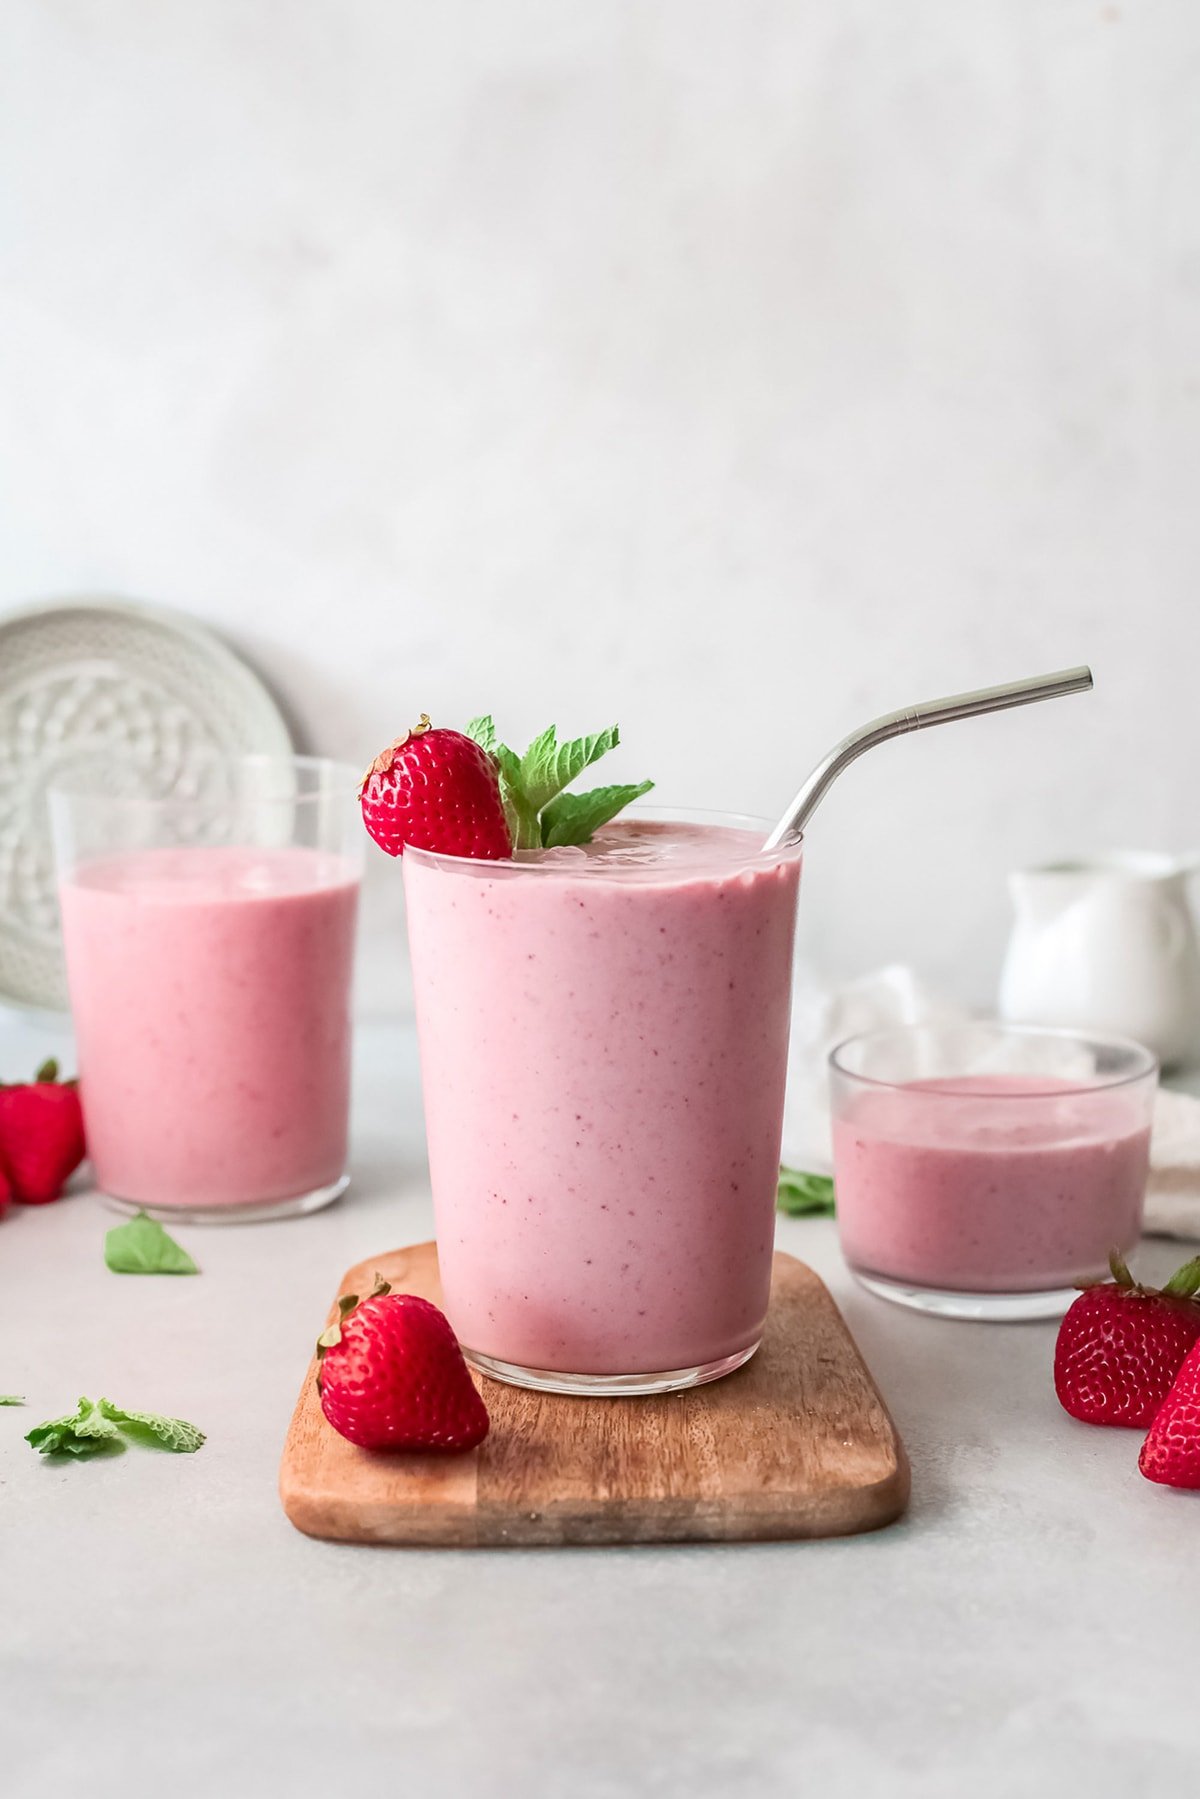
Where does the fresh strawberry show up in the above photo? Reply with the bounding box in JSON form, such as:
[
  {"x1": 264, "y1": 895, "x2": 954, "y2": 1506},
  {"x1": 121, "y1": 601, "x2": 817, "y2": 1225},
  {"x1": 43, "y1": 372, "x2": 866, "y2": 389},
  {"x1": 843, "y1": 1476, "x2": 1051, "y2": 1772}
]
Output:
[
  {"x1": 1139, "y1": 1337, "x2": 1200, "y2": 1489},
  {"x1": 1053, "y1": 1250, "x2": 1200, "y2": 1428},
  {"x1": 0, "y1": 1059, "x2": 86, "y2": 1205},
  {"x1": 0, "y1": 1155, "x2": 11, "y2": 1217},
  {"x1": 360, "y1": 715, "x2": 511, "y2": 859},
  {"x1": 316, "y1": 1278, "x2": 490, "y2": 1452}
]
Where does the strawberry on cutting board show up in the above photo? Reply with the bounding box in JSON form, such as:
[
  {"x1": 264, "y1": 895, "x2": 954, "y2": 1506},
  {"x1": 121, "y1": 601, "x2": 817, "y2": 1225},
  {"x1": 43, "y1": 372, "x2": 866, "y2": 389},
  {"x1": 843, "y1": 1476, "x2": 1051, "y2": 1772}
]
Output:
[
  {"x1": 1139, "y1": 1337, "x2": 1200, "y2": 1490},
  {"x1": 0, "y1": 1058, "x2": 86, "y2": 1205},
  {"x1": 316, "y1": 1278, "x2": 490, "y2": 1453},
  {"x1": 360, "y1": 715, "x2": 512, "y2": 860},
  {"x1": 1053, "y1": 1249, "x2": 1200, "y2": 1428}
]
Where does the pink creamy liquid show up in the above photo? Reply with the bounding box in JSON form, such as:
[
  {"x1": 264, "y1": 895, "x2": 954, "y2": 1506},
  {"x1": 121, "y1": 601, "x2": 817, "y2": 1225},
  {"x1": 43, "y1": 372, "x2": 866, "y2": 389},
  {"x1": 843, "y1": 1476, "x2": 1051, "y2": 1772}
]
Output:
[
  {"x1": 60, "y1": 846, "x2": 360, "y2": 1209},
  {"x1": 404, "y1": 820, "x2": 802, "y2": 1375},
  {"x1": 833, "y1": 1074, "x2": 1151, "y2": 1292}
]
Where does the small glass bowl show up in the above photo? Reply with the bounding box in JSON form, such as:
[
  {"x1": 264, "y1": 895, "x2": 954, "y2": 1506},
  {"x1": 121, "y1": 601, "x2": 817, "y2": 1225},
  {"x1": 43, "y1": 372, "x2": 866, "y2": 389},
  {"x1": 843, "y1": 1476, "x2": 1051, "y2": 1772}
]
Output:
[{"x1": 830, "y1": 1023, "x2": 1158, "y2": 1321}]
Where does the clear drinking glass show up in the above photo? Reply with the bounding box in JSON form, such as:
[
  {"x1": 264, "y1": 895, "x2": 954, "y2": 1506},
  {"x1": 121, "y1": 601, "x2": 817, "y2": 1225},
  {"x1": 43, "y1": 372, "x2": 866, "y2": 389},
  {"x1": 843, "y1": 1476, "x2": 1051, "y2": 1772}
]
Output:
[
  {"x1": 403, "y1": 806, "x2": 804, "y2": 1394},
  {"x1": 830, "y1": 1023, "x2": 1158, "y2": 1320},
  {"x1": 50, "y1": 755, "x2": 363, "y2": 1223}
]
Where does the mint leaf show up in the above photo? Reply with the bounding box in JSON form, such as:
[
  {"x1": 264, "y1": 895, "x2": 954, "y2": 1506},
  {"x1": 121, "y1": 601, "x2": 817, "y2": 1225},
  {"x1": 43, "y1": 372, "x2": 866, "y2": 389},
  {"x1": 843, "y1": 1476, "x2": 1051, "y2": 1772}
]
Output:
[
  {"x1": 518, "y1": 725, "x2": 620, "y2": 814},
  {"x1": 0, "y1": 1395, "x2": 25, "y2": 1405},
  {"x1": 27, "y1": 1396, "x2": 205, "y2": 1456},
  {"x1": 27, "y1": 1397, "x2": 125, "y2": 1457},
  {"x1": 494, "y1": 742, "x2": 540, "y2": 850},
  {"x1": 104, "y1": 1210, "x2": 198, "y2": 1276},
  {"x1": 482, "y1": 718, "x2": 652, "y2": 850},
  {"x1": 98, "y1": 1399, "x2": 205, "y2": 1454},
  {"x1": 465, "y1": 714, "x2": 497, "y2": 755},
  {"x1": 541, "y1": 781, "x2": 655, "y2": 848},
  {"x1": 777, "y1": 1167, "x2": 836, "y2": 1217}
]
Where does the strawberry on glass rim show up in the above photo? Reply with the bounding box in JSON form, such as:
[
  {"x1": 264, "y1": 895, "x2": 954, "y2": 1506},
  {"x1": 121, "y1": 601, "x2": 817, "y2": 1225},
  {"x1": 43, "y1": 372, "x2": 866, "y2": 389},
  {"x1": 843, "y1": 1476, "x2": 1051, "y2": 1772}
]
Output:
[
  {"x1": 359, "y1": 716, "x2": 512, "y2": 860},
  {"x1": 359, "y1": 712, "x2": 653, "y2": 860}
]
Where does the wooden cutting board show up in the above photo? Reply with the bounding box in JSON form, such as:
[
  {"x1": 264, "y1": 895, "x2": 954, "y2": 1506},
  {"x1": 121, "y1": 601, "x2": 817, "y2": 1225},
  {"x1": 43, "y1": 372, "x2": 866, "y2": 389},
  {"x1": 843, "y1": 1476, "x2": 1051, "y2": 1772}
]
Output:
[{"x1": 280, "y1": 1242, "x2": 909, "y2": 1547}]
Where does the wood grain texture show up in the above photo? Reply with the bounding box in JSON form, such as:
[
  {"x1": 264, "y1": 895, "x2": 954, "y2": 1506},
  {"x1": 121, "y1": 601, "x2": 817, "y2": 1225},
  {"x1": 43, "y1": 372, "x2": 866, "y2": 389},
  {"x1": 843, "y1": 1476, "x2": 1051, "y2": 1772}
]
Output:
[{"x1": 280, "y1": 1243, "x2": 909, "y2": 1547}]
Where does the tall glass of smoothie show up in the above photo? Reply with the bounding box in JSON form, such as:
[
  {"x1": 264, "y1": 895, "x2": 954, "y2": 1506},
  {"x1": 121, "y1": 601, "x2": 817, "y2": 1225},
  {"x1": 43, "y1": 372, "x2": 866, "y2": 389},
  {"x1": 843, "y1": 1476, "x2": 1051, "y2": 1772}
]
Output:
[
  {"x1": 831, "y1": 1023, "x2": 1157, "y2": 1320},
  {"x1": 403, "y1": 808, "x2": 803, "y2": 1394},
  {"x1": 51, "y1": 756, "x2": 362, "y2": 1222}
]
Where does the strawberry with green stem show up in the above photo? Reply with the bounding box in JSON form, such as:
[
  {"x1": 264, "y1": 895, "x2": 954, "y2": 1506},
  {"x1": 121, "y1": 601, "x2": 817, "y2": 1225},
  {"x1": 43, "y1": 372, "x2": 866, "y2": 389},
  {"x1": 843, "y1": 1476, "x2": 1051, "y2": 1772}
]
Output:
[
  {"x1": 0, "y1": 1059, "x2": 86, "y2": 1205},
  {"x1": 1053, "y1": 1249, "x2": 1200, "y2": 1428},
  {"x1": 360, "y1": 712, "x2": 652, "y2": 859}
]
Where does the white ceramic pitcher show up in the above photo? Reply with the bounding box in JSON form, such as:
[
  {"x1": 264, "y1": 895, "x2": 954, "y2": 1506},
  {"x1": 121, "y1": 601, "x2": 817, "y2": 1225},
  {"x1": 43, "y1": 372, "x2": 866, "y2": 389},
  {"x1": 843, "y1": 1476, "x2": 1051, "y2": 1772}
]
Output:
[{"x1": 998, "y1": 853, "x2": 1200, "y2": 1067}]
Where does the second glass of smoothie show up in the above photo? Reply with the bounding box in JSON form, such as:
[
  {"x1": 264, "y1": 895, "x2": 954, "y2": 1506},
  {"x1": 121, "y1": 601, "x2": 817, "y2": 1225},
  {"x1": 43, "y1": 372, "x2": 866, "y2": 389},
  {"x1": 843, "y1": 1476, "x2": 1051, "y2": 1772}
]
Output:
[
  {"x1": 52, "y1": 755, "x2": 362, "y2": 1222},
  {"x1": 831, "y1": 1023, "x2": 1157, "y2": 1319},
  {"x1": 403, "y1": 808, "x2": 803, "y2": 1394}
]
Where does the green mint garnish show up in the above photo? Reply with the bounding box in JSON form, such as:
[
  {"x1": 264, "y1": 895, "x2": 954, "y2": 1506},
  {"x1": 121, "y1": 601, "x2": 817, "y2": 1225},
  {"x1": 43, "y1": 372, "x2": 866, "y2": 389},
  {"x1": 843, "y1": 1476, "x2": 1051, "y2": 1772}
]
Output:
[
  {"x1": 0, "y1": 1395, "x2": 25, "y2": 1406},
  {"x1": 26, "y1": 1397, "x2": 125, "y2": 1457},
  {"x1": 26, "y1": 1396, "x2": 204, "y2": 1458},
  {"x1": 466, "y1": 717, "x2": 653, "y2": 851},
  {"x1": 777, "y1": 1167, "x2": 836, "y2": 1217},
  {"x1": 541, "y1": 783, "x2": 656, "y2": 848},
  {"x1": 105, "y1": 1211, "x2": 199, "y2": 1276},
  {"x1": 96, "y1": 1399, "x2": 205, "y2": 1453},
  {"x1": 464, "y1": 714, "x2": 497, "y2": 755}
]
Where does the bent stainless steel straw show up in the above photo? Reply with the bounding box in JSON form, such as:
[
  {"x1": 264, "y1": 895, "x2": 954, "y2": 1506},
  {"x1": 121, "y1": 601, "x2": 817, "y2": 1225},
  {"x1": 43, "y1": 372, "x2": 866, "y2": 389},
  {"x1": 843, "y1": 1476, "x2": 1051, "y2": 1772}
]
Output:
[{"x1": 762, "y1": 665, "x2": 1094, "y2": 850}]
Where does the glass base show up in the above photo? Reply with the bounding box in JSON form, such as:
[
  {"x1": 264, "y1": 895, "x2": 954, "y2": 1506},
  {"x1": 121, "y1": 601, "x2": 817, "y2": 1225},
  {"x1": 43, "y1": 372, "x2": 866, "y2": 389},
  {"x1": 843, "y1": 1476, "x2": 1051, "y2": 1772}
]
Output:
[
  {"x1": 99, "y1": 1173, "x2": 350, "y2": 1226},
  {"x1": 463, "y1": 1338, "x2": 761, "y2": 1396},
  {"x1": 852, "y1": 1268, "x2": 1077, "y2": 1321}
]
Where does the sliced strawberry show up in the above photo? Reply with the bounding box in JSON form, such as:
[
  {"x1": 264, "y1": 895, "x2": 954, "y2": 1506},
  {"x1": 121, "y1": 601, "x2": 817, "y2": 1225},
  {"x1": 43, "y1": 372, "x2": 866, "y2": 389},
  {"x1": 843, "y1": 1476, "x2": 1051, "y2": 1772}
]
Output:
[
  {"x1": 360, "y1": 716, "x2": 511, "y2": 860},
  {"x1": 316, "y1": 1279, "x2": 490, "y2": 1453}
]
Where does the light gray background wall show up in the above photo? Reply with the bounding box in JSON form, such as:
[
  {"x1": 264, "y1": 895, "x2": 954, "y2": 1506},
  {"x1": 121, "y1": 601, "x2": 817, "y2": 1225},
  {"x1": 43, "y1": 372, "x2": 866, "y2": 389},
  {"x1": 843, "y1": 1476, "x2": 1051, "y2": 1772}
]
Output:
[{"x1": 2, "y1": 2, "x2": 1195, "y2": 1013}]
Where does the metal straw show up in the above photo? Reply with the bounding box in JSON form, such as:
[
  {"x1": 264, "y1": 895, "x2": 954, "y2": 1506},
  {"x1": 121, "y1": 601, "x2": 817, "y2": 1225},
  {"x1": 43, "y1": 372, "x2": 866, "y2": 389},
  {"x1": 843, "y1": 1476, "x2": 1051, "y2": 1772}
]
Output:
[{"x1": 762, "y1": 665, "x2": 1094, "y2": 850}]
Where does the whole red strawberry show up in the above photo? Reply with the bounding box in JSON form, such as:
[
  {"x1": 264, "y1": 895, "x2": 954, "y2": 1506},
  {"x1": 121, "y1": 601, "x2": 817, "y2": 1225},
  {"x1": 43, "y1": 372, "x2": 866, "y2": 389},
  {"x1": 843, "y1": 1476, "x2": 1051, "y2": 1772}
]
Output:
[
  {"x1": 360, "y1": 715, "x2": 511, "y2": 859},
  {"x1": 0, "y1": 1157, "x2": 11, "y2": 1217},
  {"x1": 0, "y1": 1059, "x2": 86, "y2": 1205},
  {"x1": 1054, "y1": 1249, "x2": 1200, "y2": 1428},
  {"x1": 1139, "y1": 1337, "x2": 1200, "y2": 1489},
  {"x1": 316, "y1": 1278, "x2": 490, "y2": 1452}
]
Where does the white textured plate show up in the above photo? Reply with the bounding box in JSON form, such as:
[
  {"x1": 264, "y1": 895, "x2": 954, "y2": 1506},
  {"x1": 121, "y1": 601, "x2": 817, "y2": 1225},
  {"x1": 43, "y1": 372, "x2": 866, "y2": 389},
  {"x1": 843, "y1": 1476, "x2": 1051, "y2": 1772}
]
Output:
[{"x1": 0, "y1": 598, "x2": 293, "y2": 1012}]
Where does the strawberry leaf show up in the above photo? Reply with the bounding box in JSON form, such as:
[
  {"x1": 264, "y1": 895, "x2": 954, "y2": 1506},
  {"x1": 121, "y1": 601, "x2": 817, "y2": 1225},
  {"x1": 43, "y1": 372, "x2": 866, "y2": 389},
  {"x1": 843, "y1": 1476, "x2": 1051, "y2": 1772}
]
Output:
[
  {"x1": 1163, "y1": 1255, "x2": 1200, "y2": 1299},
  {"x1": 0, "y1": 1395, "x2": 25, "y2": 1405},
  {"x1": 104, "y1": 1210, "x2": 198, "y2": 1276},
  {"x1": 541, "y1": 782, "x2": 655, "y2": 849}
]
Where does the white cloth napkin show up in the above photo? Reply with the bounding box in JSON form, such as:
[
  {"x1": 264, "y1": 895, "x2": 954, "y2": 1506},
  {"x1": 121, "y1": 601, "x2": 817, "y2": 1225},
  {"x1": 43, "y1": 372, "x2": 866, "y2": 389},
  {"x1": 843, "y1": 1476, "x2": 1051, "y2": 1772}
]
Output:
[{"x1": 782, "y1": 964, "x2": 1200, "y2": 1243}]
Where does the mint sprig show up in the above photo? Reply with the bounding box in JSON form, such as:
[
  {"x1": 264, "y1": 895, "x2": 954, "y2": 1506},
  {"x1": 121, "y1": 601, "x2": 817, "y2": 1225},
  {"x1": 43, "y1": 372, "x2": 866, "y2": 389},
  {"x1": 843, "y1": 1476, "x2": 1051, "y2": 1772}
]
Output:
[
  {"x1": 26, "y1": 1397, "x2": 124, "y2": 1457},
  {"x1": 466, "y1": 717, "x2": 653, "y2": 851},
  {"x1": 26, "y1": 1396, "x2": 205, "y2": 1458},
  {"x1": 96, "y1": 1399, "x2": 205, "y2": 1453},
  {"x1": 0, "y1": 1395, "x2": 25, "y2": 1406},
  {"x1": 777, "y1": 1167, "x2": 836, "y2": 1217},
  {"x1": 105, "y1": 1210, "x2": 199, "y2": 1276}
]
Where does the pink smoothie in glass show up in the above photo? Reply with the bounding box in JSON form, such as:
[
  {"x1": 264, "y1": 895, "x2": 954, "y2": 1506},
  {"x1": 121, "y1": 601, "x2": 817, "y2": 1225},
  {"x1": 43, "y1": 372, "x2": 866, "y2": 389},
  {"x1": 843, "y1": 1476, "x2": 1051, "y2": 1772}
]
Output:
[
  {"x1": 59, "y1": 845, "x2": 360, "y2": 1210},
  {"x1": 833, "y1": 1074, "x2": 1151, "y2": 1292},
  {"x1": 403, "y1": 819, "x2": 802, "y2": 1378}
]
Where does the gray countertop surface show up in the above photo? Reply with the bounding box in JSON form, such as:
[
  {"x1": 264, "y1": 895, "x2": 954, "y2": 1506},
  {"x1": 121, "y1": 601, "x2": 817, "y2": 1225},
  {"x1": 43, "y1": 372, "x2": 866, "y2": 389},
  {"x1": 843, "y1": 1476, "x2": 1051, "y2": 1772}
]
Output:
[{"x1": 2, "y1": 1011, "x2": 1196, "y2": 1799}]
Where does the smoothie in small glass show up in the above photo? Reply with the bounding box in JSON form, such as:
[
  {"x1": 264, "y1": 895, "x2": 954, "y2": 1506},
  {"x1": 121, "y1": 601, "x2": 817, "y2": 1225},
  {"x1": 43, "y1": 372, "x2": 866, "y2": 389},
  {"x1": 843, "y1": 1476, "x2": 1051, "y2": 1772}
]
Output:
[
  {"x1": 52, "y1": 756, "x2": 362, "y2": 1222},
  {"x1": 403, "y1": 813, "x2": 803, "y2": 1392},
  {"x1": 830, "y1": 1025, "x2": 1157, "y2": 1319}
]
